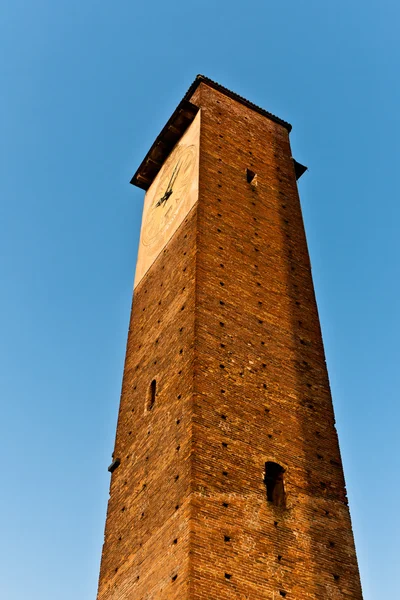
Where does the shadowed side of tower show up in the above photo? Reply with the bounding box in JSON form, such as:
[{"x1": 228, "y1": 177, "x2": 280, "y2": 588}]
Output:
[{"x1": 96, "y1": 76, "x2": 363, "y2": 600}]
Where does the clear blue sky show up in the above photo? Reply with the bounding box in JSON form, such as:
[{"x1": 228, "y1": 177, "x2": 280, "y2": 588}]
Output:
[{"x1": 1, "y1": 1, "x2": 399, "y2": 598}]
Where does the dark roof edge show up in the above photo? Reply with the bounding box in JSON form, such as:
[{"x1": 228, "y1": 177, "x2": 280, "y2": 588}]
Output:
[
  {"x1": 130, "y1": 100, "x2": 199, "y2": 190},
  {"x1": 184, "y1": 75, "x2": 292, "y2": 133}
]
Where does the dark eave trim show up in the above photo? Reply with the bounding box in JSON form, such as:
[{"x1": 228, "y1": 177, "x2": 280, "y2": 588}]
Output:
[
  {"x1": 130, "y1": 100, "x2": 199, "y2": 190},
  {"x1": 293, "y1": 158, "x2": 308, "y2": 180}
]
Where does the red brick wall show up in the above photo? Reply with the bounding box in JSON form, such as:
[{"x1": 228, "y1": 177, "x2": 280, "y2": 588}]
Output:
[
  {"x1": 96, "y1": 209, "x2": 198, "y2": 600},
  {"x1": 190, "y1": 83, "x2": 363, "y2": 599},
  {"x1": 96, "y1": 81, "x2": 363, "y2": 600}
]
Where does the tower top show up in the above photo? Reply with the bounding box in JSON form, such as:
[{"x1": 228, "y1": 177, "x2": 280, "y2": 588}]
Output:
[
  {"x1": 131, "y1": 74, "x2": 292, "y2": 191},
  {"x1": 185, "y1": 75, "x2": 292, "y2": 132}
]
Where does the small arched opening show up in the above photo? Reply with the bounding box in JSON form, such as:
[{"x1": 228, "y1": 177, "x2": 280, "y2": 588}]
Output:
[
  {"x1": 147, "y1": 379, "x2": 156, "y2": 411},
  {"x1": 264, "y1": 462, "x2": 286, "y2": 508}
]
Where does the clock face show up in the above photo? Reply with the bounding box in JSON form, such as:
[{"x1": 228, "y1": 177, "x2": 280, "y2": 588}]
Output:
[
  {"x1": 134, "y1": 111, "x2": 200, "y2": 289},
  {"x1": 142, "y1": 143, "x2": 197, "y2": 248}
]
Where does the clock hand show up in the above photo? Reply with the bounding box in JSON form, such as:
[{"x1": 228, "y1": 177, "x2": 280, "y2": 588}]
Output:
[
  {"x1": 155, "y1": 189, "x2": 172, "y2": 207},
  {"x1": 168, "y1": 160, "x2": 182, "y2": 190},
  {"x1": 155, "y1": 160, "x2": 182, "y2": 207},
  {"x1": 165, "y1": 162, "x2": 179, "y2": 193}
]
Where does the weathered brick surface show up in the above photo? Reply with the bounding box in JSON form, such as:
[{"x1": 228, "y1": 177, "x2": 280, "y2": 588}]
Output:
[
  {"x1": 96, "y1": 210, "x2": 198, "y2": 600},
  {"x1": 96, "y1": 82, "x2": 363, "y2": 599}
]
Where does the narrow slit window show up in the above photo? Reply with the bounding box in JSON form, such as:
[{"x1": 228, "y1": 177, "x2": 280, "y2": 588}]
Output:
[
  {"x1": 264, "y1": 462, "x2": 286, "y2": 507},
  {"x1": 148, "y1": 379, "x2": 156, "y2": 410},
  {"x1": 246, "y1": 168, "x2": 257, "y2": 185}
]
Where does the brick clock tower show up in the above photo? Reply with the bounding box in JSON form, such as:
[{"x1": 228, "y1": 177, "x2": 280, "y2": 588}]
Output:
[{"x1": 96, "y1": 76, "x2": 363, "y2": 599}]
